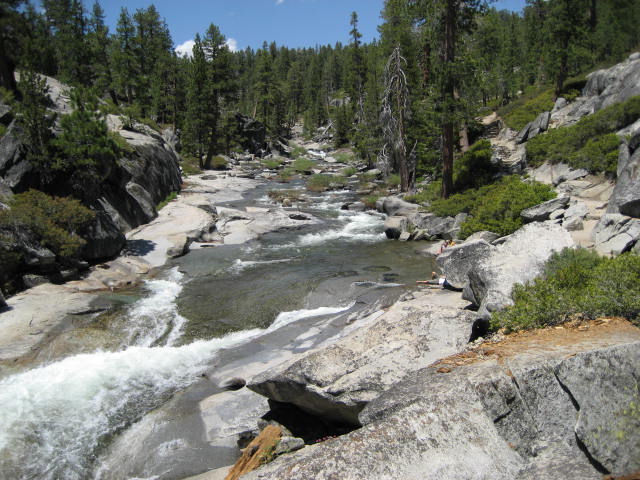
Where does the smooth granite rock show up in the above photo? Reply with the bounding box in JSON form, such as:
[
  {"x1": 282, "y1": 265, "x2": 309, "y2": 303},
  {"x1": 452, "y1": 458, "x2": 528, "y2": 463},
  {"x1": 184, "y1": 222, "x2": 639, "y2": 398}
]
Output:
[
  {"x1": 521, "y1": 197, "x2": 571, "y2": 223},
  {"x1": 463, "y1": 222, "x2": 574, "y2": 311},
  {"x1": 436, "y1": 240, "x2": 493, "y2": 289}
]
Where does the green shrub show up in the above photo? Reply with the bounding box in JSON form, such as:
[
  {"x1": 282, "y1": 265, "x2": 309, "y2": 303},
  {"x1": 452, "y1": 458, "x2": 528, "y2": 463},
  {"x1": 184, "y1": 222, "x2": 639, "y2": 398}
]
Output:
[
  {"x1": 292, "y1": 157, "x2": 316, "y2": 173},
  {"x1": 491, "y1": 249, "x2": 640, "y2": 332},
  {"x1": 499, "y1": 89, "x2": 555, "y2": 131},
  {"x1": 428, "y1": 176, "x2": 556, "y2": 238},
  {"x1": 0, "y1": 190, "x2": 95, "y2": 258},
  {"x1": 307, "y1": 174, "x2": 335, "y2": 192},
  {"x1": 527, "y1": 95, "x2": 640, "y2": 175},
  {"x1": 453, "y1": 139, "x2": 499, "y2": 191},
  {"x1": 157, "y1": 192, "x2": 178, "y2": 210},
  {"x1": 0, "y1": 124, "x2": 6, "y2": 137},
  {"x1": 404, "y1": 180, "x2": 442, "y2": 206}
]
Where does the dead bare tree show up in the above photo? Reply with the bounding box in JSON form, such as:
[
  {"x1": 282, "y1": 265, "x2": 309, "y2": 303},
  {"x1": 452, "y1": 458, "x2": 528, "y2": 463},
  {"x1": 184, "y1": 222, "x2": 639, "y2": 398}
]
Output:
[{"x1": 378, "y1": 45, "x2": 414, "y2": 193}]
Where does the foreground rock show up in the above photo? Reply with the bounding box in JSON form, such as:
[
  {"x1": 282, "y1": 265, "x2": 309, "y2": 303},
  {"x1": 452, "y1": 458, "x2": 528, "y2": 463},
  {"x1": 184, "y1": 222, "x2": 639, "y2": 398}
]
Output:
[
  {"x1": 244, "y1": 319, "x2": 640, "y2": 480},
  {"x1": 460, "y1": 222, "x2": 574, "y2": 311},
  {"x1": 248, "y1": 290, "x2": 476, "y2": 425}
]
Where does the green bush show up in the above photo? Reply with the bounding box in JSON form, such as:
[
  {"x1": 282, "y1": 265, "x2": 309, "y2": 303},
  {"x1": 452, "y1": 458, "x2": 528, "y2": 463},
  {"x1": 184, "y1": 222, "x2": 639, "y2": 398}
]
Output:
[
  {"x1": 292, "y1": 157, "x2": 316, "y2": 173},
  {"x1": 0, "y1": 190, "x2": 95, "y2": 258},
  {"x1": 499, "y1": 88, "x2": 555, "y2": 131},
  {"x1": 0, "y1": 124, "x2": 6, "y2": 137},
  {"x1": 491, "y1": 249, "x2": 640, "y2": 332},
  {"x1": 453, "y1": 139, "x2": 499, "y2": 191},
  {"x1": 429, "y1": 176, "x2": 556, "y2": 238},
  {"x1": 404, "y1": 180, "x2": 442, "y2": 206},
  {"x1": 526, "y1": 95, "x2": 640, "y2": 175}
]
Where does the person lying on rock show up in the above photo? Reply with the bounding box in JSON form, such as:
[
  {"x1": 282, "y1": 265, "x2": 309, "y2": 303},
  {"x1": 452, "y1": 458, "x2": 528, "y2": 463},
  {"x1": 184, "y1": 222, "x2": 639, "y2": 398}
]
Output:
[{"x1": 416, "y1": 271, "x2": 462, "y2": 292}]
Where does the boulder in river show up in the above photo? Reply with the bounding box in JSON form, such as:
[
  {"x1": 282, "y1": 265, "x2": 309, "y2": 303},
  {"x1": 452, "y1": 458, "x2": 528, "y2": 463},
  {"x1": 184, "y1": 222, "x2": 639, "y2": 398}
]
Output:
[
  {"x1": 383, "y1": 215, "x2": 407, "y2": 240},
  {"x1": 377, "y1": 197, "x2": 419, "y2": 217}
]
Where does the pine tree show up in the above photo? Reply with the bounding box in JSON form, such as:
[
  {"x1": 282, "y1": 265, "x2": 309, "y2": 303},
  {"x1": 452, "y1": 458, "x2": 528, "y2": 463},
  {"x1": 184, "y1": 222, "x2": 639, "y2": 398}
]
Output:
[
  {"x1": 111, "y1": 8, "x2": 138, "y2": 105},
  {"x1": 87, "y1": 1, "x2": 117, "y2": 104}
]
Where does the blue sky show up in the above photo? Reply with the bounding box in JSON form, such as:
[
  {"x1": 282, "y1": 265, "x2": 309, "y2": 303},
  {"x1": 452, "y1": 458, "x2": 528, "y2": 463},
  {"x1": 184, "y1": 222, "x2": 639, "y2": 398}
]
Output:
[{"x1": 90, "y1": 0, "x2": 527, "y2": 55}]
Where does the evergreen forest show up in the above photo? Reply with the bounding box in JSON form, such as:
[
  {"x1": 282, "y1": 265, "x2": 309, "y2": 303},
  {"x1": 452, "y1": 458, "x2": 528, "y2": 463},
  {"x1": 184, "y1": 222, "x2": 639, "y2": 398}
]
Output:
[{"x1": 1, "y1": 0, "x2": 640, "y2": 198}]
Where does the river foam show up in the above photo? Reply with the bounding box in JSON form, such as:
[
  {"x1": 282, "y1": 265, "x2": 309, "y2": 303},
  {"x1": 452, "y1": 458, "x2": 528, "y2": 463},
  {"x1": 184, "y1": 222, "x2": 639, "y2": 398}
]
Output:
[{"x1": 0, "y1": 300, "x2": 353, "y2": 480}]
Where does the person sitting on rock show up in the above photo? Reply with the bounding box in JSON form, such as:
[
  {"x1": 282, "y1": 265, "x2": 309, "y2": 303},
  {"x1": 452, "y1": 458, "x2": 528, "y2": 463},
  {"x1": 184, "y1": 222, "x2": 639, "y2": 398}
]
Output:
[{"x1": 437, "y1": 239, "x2": 455, "y2": 255}]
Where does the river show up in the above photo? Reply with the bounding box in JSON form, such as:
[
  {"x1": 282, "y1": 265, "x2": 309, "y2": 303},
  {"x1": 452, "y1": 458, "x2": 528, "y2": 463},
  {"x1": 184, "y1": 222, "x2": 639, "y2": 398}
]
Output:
[{"x1": 0, "y1": 180, "x2": 436, "y2": 479}]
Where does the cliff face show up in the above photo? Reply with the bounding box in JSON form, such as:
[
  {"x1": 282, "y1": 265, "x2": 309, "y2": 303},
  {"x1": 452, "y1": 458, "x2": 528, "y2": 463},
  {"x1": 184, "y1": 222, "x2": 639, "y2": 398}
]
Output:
[{"x1": 0, "y1": 75, "x2": 182, "y2": 286}]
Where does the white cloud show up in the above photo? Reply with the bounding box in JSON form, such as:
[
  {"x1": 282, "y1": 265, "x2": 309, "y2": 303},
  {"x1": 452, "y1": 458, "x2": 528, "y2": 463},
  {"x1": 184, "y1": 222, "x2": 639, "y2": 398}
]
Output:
[
  {"x1": 276, "y1": 0, "x2": 285, "y2": 4},
  {"x1": 175, "y1": 40, "x2": 195, "y2": 58},
  {"x1": 225, "y1": 38, "x2": 239, "y2": 52}
]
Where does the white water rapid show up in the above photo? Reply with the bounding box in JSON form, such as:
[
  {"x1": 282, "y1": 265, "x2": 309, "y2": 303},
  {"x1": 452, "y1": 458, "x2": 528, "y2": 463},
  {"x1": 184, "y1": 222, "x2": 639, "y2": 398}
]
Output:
[{"x1": 0, "y1": 265, "x2": 353, "y2": 480}]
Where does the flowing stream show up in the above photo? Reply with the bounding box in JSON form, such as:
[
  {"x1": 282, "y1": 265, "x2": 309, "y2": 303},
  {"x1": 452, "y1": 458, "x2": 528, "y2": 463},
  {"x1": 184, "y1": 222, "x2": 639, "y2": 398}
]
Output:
[{"x1": 0, "y1": 182, "x2": 435, "y2": 480}]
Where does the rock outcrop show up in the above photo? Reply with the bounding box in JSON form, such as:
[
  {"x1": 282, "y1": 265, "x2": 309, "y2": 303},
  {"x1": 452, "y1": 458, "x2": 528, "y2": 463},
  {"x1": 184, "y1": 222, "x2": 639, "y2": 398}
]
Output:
[
  {"x1": 436, "y1": 240, "x2": 493, "y2": 289},
  {"x1": 0, "y1": 76, "x2": 183, "y2": 284},
  {"x1": 244, "y1": 320, "x2": 640, "y2": 480},
  {"x1": 591, "y1": 135, "x2": 640, "y2": 255},
  {"x1": 248, "y1": 291, "x2": 477, "y2": 426},
  {"x1": 462, "y1": 222, "x2": 574, "y2": 311},
  {"x1": 552, "y1": 52, "x2": 640, "y2": 127}
]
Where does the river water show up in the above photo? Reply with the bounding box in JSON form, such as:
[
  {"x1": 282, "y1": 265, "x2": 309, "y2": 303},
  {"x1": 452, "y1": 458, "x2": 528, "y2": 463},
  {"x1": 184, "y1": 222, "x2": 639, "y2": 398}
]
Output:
[{"x1": 0, "y1": 182, "x2": 435, "y2": 479}]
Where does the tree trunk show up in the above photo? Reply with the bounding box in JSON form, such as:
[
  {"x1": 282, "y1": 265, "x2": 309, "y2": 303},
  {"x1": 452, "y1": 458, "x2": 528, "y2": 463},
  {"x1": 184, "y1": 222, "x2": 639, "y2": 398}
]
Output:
[
  {"x1": 441, "y1": 0, "x2": 456, "y2": 199},
  {"x1": 0, "y1": 45, "x2": 17, "y2": 94}
]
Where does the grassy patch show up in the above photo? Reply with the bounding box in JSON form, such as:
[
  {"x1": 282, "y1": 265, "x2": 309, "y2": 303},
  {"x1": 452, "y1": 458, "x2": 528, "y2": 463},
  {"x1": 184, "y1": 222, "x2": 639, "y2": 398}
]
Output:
[
  {"x1": 268, "y1": 189, "x2": 305, "y2": 203},
  {"x1": 499, "y1": 88, "x2": 555, "y2": 131},
  {"x1": 262, "y1": 158, "x2": 282, "y2": 170},
  {"x1": 492, "y1": 249, "x2": 640, "y2": 332},
  {"x1": 209, "y1": 155, "x2": 228, "y2": 170},
  {"x1": 277, "y1": 168, "x2": 295, "y2": 183},
  {"x1": 180, "y1": 155, "x2": 201, "y2": 176},
  {"x1": 292, "y1": 157, "x2": 317, "y2": 173},
  {"x1": 386, "y1": 173, "x2": 401, "y2": 188},
  {"x1": 157, "y1": 191, "x2": 178, "y2": 210},
  {"x1": 428, "y1": 176, "x2": 556, "y2": 238},
  {"x1": 334, "y1": 151, "x2": 355, "y2": 163},
  {"x1": 526, "y1": 95, "x2": 640, "y2": 175},
  {"x1": 341, "y1": 166, "x2": 358, "y2": 177},
  {"x1": 290, "y1": 145, "x2": 307, "y2": 158},
  {"x1": 307, "y1": 174, "x2": 335, "y2": 192}
]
